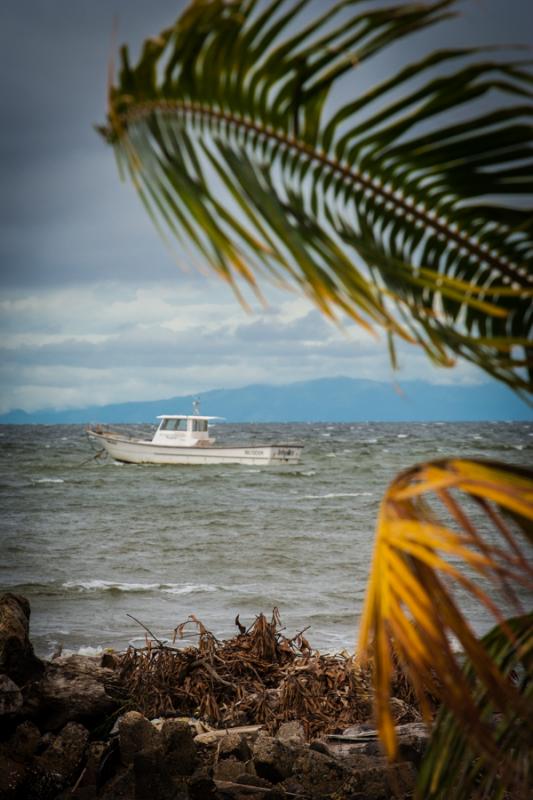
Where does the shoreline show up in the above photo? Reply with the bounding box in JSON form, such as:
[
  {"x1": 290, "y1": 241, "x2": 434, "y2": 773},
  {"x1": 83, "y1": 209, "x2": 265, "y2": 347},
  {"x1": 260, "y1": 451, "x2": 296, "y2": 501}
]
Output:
[{"x1": 1, "y1": 593, "x2": 429, "y2": 799}]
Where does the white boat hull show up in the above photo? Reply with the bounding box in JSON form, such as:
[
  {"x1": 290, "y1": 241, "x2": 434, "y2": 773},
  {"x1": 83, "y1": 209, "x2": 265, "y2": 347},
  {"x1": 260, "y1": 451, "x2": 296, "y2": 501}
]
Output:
[{"x1": 87, "y1": 430, "x2": 302, "y2": 465}]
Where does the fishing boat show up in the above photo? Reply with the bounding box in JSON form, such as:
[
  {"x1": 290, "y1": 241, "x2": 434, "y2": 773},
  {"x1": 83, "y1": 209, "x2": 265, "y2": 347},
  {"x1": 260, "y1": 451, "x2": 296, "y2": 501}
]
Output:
[{"x1": 86, "y1": 407, "x2": 303, "y2": 466}]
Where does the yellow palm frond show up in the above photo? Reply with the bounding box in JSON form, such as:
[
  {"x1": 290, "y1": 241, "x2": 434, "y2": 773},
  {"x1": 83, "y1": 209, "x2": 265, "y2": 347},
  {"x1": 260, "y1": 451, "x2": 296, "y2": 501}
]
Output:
[{"x1": 358, "y1": 458, "x2": 533, "y2": 762}]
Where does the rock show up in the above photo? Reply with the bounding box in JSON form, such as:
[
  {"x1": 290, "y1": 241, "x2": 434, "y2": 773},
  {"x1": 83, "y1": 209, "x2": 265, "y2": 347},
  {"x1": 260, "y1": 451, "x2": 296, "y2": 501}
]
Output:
[
  {"x1": 97, "y1": 765, "x2": 135, "y2": 800},
  {"x1": 340, "y1": 760, "x2": 417, "y2": 799},
  {"x1": 161, "y1": 717, "x2": 196, "y2": 775},
  {"x1": 0, "y1": 673, "x2": 23, "y2": 716},
  {"x1": 337, "y1": 722, "x2": 429, "y2": 765},
  {"x1": 0, "y1": 751, "x2": 28, "y2": 798},
  {"x1": 5, "y1": 720, "x2": 41, "y2": 761},
  {"x1": 23, "y1": 656, "x2": 117, "y2": 731},
  {"x1": 36, "y1": 721, "x2": 89, "y2": 784},
  {"x1": 217, "y1": 732, "x2": 252, "y2": 762},
  {"x1": 309, "y1": 739, "x2": 335, "y2": 758},
  {"x1": 252, "y1": 733, "x2": 294, "y2": 784},
  {"x1": 133, "y1": 747, "x2": 177, "y2": 800},
  {"x1": 118, "y1": 711, "x2": 161, "y2": 766},
  {"x1": 77, "y1": 741, "x2": 106, "y2": 787},
  {"x1": 189, "y1": 771, "x2": 219, "y2": 800},
  {"x1": 213, "y1": 756, "x2": 246, "y2": 782},
  {"x1": 395, "y1": 722, "x2": 430, "y2": 766},
  {"x1": 0, "y1": 594, "x2": 43, "y2": 684},
  {"x1": 291, "y1": 748, "x2": 352, "y2": 799},
  {"x1": 276, "y1": 721, "x2": 305, "y2": 747}
]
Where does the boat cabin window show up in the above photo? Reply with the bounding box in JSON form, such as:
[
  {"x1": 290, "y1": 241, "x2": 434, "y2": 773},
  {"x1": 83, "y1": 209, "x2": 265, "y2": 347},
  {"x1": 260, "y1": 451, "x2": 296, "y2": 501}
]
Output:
[
  {"x1": 160, "y1": 418, "x2": 186, "y2": 431},
  {"x1": 192, "y1": 419, "x2": 208, "y2": 432}
]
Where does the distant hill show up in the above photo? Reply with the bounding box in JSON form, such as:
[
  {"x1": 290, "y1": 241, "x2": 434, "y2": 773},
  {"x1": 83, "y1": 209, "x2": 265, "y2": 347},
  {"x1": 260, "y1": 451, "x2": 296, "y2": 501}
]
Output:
[{"x1": 1, "y1": 377, "x2": 531, "y2": 424}]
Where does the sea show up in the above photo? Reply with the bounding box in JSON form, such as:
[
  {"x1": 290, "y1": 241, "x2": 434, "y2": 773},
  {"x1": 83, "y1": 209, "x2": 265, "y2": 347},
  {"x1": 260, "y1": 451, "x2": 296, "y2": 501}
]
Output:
[{"x1": 1, "y1": 421, "x2": 531, "y2": 658}]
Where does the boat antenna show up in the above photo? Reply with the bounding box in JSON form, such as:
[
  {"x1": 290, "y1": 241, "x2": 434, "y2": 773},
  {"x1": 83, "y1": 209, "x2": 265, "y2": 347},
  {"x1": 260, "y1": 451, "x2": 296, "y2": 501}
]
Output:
[{"x1": 193, "y1": 398, "x2": 200, "y2": 416}]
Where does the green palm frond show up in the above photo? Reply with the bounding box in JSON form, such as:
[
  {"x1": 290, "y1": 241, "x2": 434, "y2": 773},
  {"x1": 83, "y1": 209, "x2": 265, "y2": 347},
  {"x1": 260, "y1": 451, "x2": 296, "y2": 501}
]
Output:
[
  {"x1": 100, "y1": 0, "x2": 533, "y2": 393},
  {"x1": 357, "y1": 458, "x2": 533, "y2": 769},
  {"x1": 417, "y1": 613, "x2": 532, "y2": 799}
]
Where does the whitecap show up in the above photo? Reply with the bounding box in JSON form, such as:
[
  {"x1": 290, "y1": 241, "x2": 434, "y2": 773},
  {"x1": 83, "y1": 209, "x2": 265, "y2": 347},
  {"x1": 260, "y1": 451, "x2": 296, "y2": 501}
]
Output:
[
  {"x1": 162, "y1": 583, "x2": 218, "y2": 595},
  {"x1": 365, "y1": 439, "x2": 378, "y2": 444},
  {"x1": 300, "y1": 470, "x2": 316, "y2": 476},
  {"x1": 63, "y1": 645, "x2": 104, "y2": 657},
  {"x1": 302, "y1": 492, "x2": 373, "y2": 500},
  {"x1": 326, "y1": 453, "x2": 336, "y2": 457},
  {"x1": 34, "y1": 478, "x2": 65, "y2": 484},
  {"x1": 62, "y1": 580, "x2": 219, "y2": 595},
  {"x1": 63, "y1": 580, "x2": 162, "y2": 593},
  {"x1": 397, "y1": 434, "x2": 408, "y2": 438}
]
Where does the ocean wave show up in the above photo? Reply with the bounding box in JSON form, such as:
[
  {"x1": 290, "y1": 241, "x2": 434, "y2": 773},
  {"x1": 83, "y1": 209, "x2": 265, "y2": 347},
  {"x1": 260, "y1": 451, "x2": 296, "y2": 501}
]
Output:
[
  {"x1": 162, "y1": 584, "x2": 218, "y2": 595},
  {"x1": 62, "y1": 580, "x2": 219, "y2": 595},
  {"x1": 33, "y1": 478, "x2": 65, "y2": 484},
  {"x1": 301, "y1": 491, "x2": 373, "y2": 500}
]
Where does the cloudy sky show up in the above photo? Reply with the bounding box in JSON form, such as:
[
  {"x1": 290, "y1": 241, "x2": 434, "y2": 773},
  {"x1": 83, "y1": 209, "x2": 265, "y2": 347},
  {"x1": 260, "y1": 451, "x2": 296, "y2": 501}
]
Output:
[{"x1": 1, "y1": 0, "x2": 531, "y2": 414}]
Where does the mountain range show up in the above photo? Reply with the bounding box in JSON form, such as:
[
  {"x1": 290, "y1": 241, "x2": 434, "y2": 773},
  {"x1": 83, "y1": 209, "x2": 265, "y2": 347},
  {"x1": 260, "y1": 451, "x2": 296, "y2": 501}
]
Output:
[{"x1": 0, "y1": 377, "x2": 531, "y2": 424}]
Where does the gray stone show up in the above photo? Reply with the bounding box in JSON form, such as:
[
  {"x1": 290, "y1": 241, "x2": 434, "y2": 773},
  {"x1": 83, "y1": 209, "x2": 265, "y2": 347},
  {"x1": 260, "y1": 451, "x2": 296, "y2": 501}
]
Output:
[
  {"x1": 0, "y1": 593, "x2": 43, "y2": 684},
  {"x1": 0, "y1": 751, "x2": 28, "y2": 798},
  {"x1": 213, "y1": 756, "x2": 246, "y2": 782},
  {"x1": 338, "y1": 722, "x2": 429, "y2": 765},
  {"x1": 252, "y1": 733, "x2": 294, "y2": 783},
  {"x1": 6, "y1": 720, "x2": 41, "y2": 761},
  {"x1": 23, "y1": 656, "x2": 117, "y2": 731},
  {"x1": 340, "y1": 760, "x2": 417, "y2": 799},
  {"x1": 217, "y1": 731, "x2": 252, "y2": 762},
  {"x1": 277, "y1": 721, "x2": 305, "y2": 746},
  {"x1": 188, "y1": 771, "x2": 219, "y2": 800},
  {"x1": 291, "y1": 748, "x2": 352, "y2": 799},
  {"x1": 36, "y1": 721, "x2": 90, "y2": 784},
  {"x1": 78, "y1": 741, "x2": 106, "y2": 787},
  {"x1": 118, "y1": 711, "x2": 161, "y2": 766},
  {"x1": 0, "y1": 673, "x2": 23, "y2": 715},
  {"x1": 161, "y1": 717, "x2": 196, "y2": 775},
  {"x1": 133, "y1": 747, "x2": 177, "y2": 800}
]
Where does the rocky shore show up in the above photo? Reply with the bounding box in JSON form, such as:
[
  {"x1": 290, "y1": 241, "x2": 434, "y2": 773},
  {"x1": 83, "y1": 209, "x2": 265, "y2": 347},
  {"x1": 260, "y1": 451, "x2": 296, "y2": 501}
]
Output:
[{"x1": 0, "y1": 593, "x2": 429, "y2": 799}]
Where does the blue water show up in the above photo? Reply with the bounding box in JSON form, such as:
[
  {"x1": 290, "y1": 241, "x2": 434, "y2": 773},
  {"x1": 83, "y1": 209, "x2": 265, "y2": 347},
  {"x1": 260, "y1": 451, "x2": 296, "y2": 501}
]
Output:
[{"x1": 0, "y1": 421, "x2": 531, "y2": 656}]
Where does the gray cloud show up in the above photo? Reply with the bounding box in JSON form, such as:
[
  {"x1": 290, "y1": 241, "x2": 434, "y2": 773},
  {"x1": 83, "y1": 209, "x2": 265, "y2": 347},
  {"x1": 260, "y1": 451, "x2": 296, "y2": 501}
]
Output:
[{"x1": 1, "y1": 0, "x2": 531, "y2": 412}]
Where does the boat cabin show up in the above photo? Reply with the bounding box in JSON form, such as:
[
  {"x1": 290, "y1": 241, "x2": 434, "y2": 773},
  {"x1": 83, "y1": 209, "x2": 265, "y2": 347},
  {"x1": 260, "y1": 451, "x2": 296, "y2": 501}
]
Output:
[{"x1": 152, "y1": 415, "x2": 219, "y2": 447}]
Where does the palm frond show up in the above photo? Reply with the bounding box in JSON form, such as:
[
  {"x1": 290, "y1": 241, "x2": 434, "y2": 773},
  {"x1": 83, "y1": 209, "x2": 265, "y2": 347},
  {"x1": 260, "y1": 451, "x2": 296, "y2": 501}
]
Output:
[
  {"x1": 357, "y1": 458, "x2": 533, "y2": 765},
  {"x1": 100, "y1": 0, "x2": 533, "y2": 394},
  {"x1": 417, "y1": 613, "x2": 533, "y2": 800}
]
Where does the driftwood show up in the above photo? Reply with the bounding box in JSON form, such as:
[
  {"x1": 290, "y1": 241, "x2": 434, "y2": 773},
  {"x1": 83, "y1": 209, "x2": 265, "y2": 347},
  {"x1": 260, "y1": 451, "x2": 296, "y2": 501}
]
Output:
[{"x1": 117, "y1": 610, "x2": 419, "y2": 739}]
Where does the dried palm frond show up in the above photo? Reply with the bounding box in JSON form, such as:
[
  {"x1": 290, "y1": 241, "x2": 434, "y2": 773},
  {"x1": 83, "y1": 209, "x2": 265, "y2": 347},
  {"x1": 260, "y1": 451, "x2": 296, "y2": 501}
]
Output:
[{"x1": 358, "y1": 458, "x2": 533, "y2": 769}]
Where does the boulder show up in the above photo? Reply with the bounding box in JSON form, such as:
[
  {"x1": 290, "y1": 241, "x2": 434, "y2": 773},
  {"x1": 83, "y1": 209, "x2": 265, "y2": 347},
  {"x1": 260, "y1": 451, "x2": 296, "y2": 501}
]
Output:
[
  {"x1": 161, "y1": 717, "x2": 196, "y2": 776},
  {"x1": 0, "y1": 750, "x2": 28, "y2": 799},
  {"x1": 339, "y1": 761, "x2": 417, "y2": 799},
  {"x1": 252, "y1": 733, "x2": 295, "y2": 783},
  {"x1": 213, "y1": 756, "x2": 246, "y2": 782},
  {"x1": 118, "y1": 711, "x2": 161, "y2": 766},
  {"x1": 335, "y1": 722, "x2": 429, "y2": 766},
  {"x1": 0, "y1": 593, "x2": 43, "y2": 684},
  {"x1": 5, "y1": 721, "x2": 41, "y2": 761},
  {"x1": 23, "y1": 656, "x2": 118, "y2": 731},
  {"x1": 217, "y1": 732, "x2": 252, "y2": 762},
  {"x1": 291, "y1": 748, "x2": 353, "y2": 799},
  {"x1": 188, "y1": 771, "x2": 219, "y2": 800},
  {"x1": 133, "y1": 747, "x2": 177, "y2": 800},
  {"x1": 276, "y1": 721, "x2": 306, "y2": 747},
  {"x1": 0, "y1": 673, "x2": 23, "y2": 716},
  {"x1": 36, "y1": 722, "x2": 89, "y2": 784}
]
